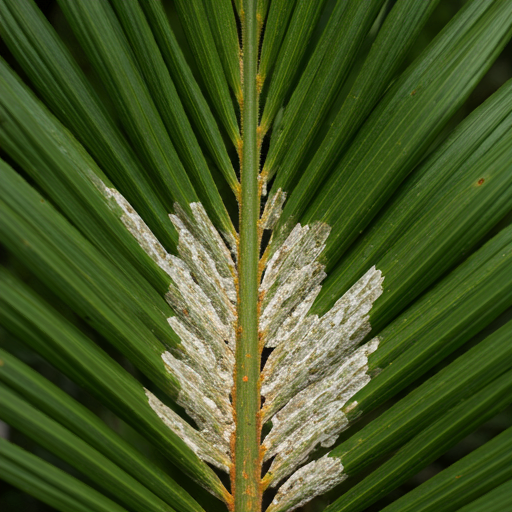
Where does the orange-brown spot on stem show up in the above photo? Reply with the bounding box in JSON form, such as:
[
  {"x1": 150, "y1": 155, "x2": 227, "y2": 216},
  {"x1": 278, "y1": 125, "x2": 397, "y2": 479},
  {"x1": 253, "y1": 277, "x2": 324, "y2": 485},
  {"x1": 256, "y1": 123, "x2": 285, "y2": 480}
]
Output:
[
  {"x1": 256, "y1": 124, "x2": 263, "y2": 141},
  {"x1": 243, "y1": 375, "x2": 249, "y2": 382}
]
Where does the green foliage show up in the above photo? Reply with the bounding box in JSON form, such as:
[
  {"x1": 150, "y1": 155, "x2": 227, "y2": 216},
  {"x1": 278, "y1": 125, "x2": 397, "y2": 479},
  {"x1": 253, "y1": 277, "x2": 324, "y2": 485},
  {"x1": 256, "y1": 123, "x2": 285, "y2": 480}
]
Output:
[{"x1": 0, "y1": 0, "x2": 511, "y2": 511}]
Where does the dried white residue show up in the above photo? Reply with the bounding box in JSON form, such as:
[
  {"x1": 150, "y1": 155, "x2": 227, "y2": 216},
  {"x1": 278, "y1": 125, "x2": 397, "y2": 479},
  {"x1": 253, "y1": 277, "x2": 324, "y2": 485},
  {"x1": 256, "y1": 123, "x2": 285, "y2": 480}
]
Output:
[
  {"x1": 259, "y1": 219, "x2": 384, "y2": 504},
  {"x1": 101, "y1": 182, "x2": 384, "y2": 508},
  {"x1": 99, "y1": 181, "x2": 237, "y2": 473},
  {"x1": 159, "y1": 203, "x2": 238, "y2": 468},
  {"x1": 262, "y1": 266, "x2": 383, "y2": 421},
  {"x1": 260, "y1": 222, "x2": 331, "y2": 346},
  {"x1": 267, "y1": 455, "x2": 346, "y2": 512},
  {"x1": 145, "y1": 389, "x2": 230, "y2": 472},
  {"x1": 102, "y1": 186, "x2": 171, "y2": 269},
  {"x1": 260, "y1": 188, "x2": 287, "y2": 230},
  {"x1": 263, "y1": 339, "x2": 379, "y2": 485}
]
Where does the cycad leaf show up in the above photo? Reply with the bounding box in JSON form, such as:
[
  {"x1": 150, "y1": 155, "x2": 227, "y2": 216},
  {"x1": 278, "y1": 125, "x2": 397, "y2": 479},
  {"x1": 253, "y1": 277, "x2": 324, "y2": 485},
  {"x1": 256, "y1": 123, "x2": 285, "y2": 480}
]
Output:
[
  {"x1": 262, "y1": 0, "x2": 386, "y2": 183},
  {"x1": 257, "y1": 0, "x2": 270, "y2": 33},
  {"x1": 0, "y1": 269, "x2": 227, "y2": 498},
  {"x1": 110, "y1": 0, "x2": 235, "y2": 238},
  {"x1": 455, "y1": 480, "x2": 512, "y2": 512},
  {"x1": 269, "y1": 0, "x2": 439, "y2": 207},
  {"x1": 0, "y1": 349, "x2": 203, "y2": 512},
  {"x1": 347, "y1": 224, "x2": 512, "y2": 417},
  {"x1": 0, "y1": 59, "x2": 174, "y2": 293},
  {"x1": 0, "y1": 382, "x2": 181, "y2": 512},
  {"x1": 203, "y1": 0, "x2": 242, "y2": 103},
  {"x1": 1, "y1": 0, "x2": 511, "y2": 510},
  {"x1": 266, "y1": 320, "x2": 512, "y2": 510},
  {"x1": 293, "y1": 0, "x2": 512, "y2": 268},
  {"x1": 0, "y1": 161, "x2": 180, "y2": 393},
  {"x1": 312, "y1": 82, "x2": 512, "y2": 325},
  {"x1": 323, "y1": 369, "x2": 512, "y2": 512},
  {"x1": 140, "y1": 0, "x2": 239, "y2": 194},
  {"x1": 258, "y1": 0, "x2": 296, "y2": 83},
  {"x1": 56, "y1": 0, "x2": 198, "y2": 214},
  {"x1": 0, "y1": 0, "x2": 177, "y2": 250},
  {"x1": 259, "y1": 0, "x2": 326, "y2": 132},
  {"x1": 0, "y1": 439, "x2": 129, "y2": 512},
  {"x1": 379, "y1": 426, "x2": 512, "y2": 512},
  {"x1": 173, "y1": 0, "x2": 240, "y2": 146},
  {"x1": 333, "y1": 320, "x2": 512, "y2": 474},
  {"x1": 316, "y1": 76, "x2": 512, "y2": 313}
]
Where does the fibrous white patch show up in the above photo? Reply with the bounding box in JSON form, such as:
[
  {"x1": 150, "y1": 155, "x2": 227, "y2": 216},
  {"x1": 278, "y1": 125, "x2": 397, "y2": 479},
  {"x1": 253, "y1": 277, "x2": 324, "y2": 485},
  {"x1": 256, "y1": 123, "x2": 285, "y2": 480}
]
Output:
[
  {"x1": 158, "y1": 204, "x2": 238, "y2": 467},
  {"x1": 262, "y1": 266, "x2": 383, "y2": 421},
  {"x1": 100, "y1": 181, "x2": 383, "y2": 507},
  {"x1": 102, "y1": 186, "x2": 171, "y2": 273},
  {"x1": 263, "y1": 339, "x2": 379, "y2": 485},
  {"x1": 260, "y1": 188, "x2": 287, "y2": 230},
  {"x1": 99, "y1": 182, "x2": 237, "y2": 473},
  {"x1": 145, "y1": 389, "x2": 230, "y2": 472},
  {"x1": 267, "y1": 455, "x2": 346, "y2": 512},
  {"x1": 260, "y1": 222, "x2": 331, "y2": 345},
  {"x1": 258, "y1": 220, "x2": 383, "y2": 499}
]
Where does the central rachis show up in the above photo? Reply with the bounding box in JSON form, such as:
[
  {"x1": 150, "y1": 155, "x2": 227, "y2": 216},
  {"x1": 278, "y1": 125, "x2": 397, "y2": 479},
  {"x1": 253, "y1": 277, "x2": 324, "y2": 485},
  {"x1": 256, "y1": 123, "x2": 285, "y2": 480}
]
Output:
[{"x1": 231, "y1": 1, "x2": 264, "y2": 510}]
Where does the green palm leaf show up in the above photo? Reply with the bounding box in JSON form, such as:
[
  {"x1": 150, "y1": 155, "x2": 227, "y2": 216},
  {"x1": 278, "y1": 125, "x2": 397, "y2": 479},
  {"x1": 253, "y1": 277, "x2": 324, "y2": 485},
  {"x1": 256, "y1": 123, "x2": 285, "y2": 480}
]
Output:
[{"x1": 0, "y1": 1, "x2": 511, "y2": 511}]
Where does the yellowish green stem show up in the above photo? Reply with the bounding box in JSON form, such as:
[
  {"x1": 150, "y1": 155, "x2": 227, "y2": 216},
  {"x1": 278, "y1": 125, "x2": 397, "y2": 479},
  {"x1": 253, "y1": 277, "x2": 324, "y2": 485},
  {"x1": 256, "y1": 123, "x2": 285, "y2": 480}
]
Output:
[{"x1": 231, "y1": 0, "x2": 262, "y2": 511}]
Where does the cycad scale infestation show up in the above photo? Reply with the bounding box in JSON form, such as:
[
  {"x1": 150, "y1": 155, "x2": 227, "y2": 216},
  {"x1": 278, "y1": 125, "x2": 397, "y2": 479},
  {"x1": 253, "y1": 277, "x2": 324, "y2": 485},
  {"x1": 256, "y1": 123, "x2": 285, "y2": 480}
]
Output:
[{"x1": 96, "y1": 3, "x2": 385, "y2": 511}]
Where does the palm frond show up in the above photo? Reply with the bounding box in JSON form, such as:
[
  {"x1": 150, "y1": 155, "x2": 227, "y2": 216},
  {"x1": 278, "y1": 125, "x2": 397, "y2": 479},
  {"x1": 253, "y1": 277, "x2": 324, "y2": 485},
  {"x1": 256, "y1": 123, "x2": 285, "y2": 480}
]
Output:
[{"x1": 1, "y1": 1, "x2": 511, "y2": 511}]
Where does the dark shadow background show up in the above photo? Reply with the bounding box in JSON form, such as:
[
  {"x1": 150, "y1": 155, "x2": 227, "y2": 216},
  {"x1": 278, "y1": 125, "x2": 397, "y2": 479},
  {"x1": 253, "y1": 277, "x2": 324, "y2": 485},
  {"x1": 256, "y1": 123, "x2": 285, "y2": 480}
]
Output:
[{"x1": 1, "y1": 0, "x2": 511, "y2": 511}]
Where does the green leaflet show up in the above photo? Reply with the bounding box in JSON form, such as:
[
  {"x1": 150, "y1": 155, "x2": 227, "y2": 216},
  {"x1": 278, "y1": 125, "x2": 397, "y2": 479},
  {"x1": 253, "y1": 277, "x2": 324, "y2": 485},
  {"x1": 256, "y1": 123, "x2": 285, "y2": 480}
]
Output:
[
  {"x1": 0, "y1": 59, "x2": 172, "y2": 296},
  {"x1": 0, "y1": 0, "x2": 177, "y2": 252},
  {"x1": 56, "y1": 0, "x2": 198, "y2": 215},
  {"x1": 173, "y1": 0, "x2": 240, "y2": 146},
  {"x1": 0, "y1": 350, "x2": 203, "y2": 512},
  {"x1": 298, "y1": 0, "x2": 512, "y2": 270},
  {"x1": 257, "y1": 0, "x2": 270, "y2": 34},
  {"x1": 271, "y1": 0, "x2": 439, "y2": 220},
  {"x1": 204, "y1": 0, "x2": 242, "y2": 103},
  {"x1": 379, "y1": 427, "x2": 512, "y2": 512},
  {"x1": 325, "y1": 369, "x2": 512, "y2": 512},
  {"x1": 234, "y1": 0, "x2": 242, "y2": 17},
  {"x1": 110, "y1": 0, "x2": 235, "y2": 239},
  {"x1": 0, "y1": 270, "x2": 226, "y2": 500},
  {"x1": 140, "y1": 0, "x2": 239, "y2": 194},
  {"x1": 455, "y1": 480, "x2": 512, "y2": 512},
  {"x1": 259, "y1": 0, "x2": 327, "y2": 132},
  {"x1": 0, "y1": 382, "x2": 178, "y2": 512},
  {"x1": 1, "y1": 1, "x2": 511, "y2": 510},
  {"x1": 312, "y1": 83, "x2": 512, "y2": 325},
  {"x1": 0, "y1": 439, "x2": 128, "y2": 512},
  {"x1": 0, "y1": 161, "x2": 180, "y2": 397},
  {"x1": 331, "y1": 320, "x2": 512, "y2": 474},
  {"x1": 263, "y1": 0, "x2": 385, "y2": 183},
  {"x1": 344, "y1": 224, "x2": 512, "y2": 418},
  {"x1": 315, "y1": 76, "x2": 512, "y2": 314},
  {"x1": 258, "y1": 0, "x2": 297, "y2": 82}
]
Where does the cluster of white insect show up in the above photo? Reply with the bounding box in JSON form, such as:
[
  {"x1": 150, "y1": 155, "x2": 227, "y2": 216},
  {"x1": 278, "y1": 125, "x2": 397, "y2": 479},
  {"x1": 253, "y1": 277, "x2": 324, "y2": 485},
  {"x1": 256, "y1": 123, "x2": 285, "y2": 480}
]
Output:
[{"x1": 102, "y1": 181, "x2": 384, "y2": 511}]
